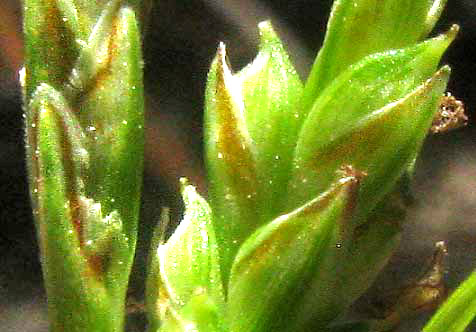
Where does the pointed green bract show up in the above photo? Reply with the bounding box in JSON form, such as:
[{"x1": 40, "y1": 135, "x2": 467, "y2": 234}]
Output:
[
  {"x1": 25, "y1": 84, "x2": 88, "y2": 202},
  {"x1": 55, "y1": 0, "x2": 84, "y2": 43},
  {"x1": 303, "y1": 0, "x2": 448, "y2": 110},
  {"x1": 29, "y1": 85, "x2": 128, "y2": 332},
  {"x1": 296, "y1": 67, "x2": 448, "y2": 221},
  {"x1": 297, "y1": 26, "x2": 456, "y2": 165},
  {"x1": 57, "y1": 0, "x2": 106, "y2": 41},
  {"x1": 227, "y1": 173, "x2": 360, "y2": 332},
  {"x1": 238, "y1": 21, "x2": 304, "y2": 222},
  {"x1": 205, "y1": 43, "x2": 260, "y2": 285},
  {"x1": 290, "y1": 197, "x2": 404, "y2": 331},
  {"x1": 77, "y1": 6, "x2": 144, "y2": 245},
  {"x1": 67, "y1": 0, "x2": 122, "y2": 92},
  {"x1": 153, "y1": 180, "x2": 225, "y2": 330},
  {"x1": 205, "y1": 22, "x2": 305, "y2": 284},
  {"x1": 290, "y1": 42, "x2": 453, "y2": 216}
]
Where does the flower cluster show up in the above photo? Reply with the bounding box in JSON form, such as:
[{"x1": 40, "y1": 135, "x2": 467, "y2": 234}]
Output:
[{"x1": 147, "y1": 1, "x2": 463, "y2": 331}]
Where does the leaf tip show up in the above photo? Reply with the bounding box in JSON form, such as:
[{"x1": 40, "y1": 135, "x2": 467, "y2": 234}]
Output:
[
  {"x1": 439, "y1": 23, "x2": 459, "y2": 46},
  {"x1": 448, "y1": 24, "x2": 460, "y2": 38},
  {"x1": 257, "y1": 20, "x2": 276, "y2": 45},
  {"x1": 435, "y1": 65, "x2": 451, "y2": 82}
]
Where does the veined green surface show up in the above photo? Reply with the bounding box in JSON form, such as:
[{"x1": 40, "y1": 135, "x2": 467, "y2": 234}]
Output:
[{"x1": 23, "y1": 1, "x2": 144, "y2": 331}]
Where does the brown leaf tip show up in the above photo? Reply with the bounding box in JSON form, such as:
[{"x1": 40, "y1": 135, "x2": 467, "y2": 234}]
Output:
[{"x1": 431, "y1": 92, "x2": 468, "y2": 134}]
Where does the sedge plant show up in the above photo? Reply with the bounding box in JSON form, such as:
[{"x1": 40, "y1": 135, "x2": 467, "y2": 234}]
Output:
[{"x1": 21, "y1": 0, "x2": 473, "y2": 331}]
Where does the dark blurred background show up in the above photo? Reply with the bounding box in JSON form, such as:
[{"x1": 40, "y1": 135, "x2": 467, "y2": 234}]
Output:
[{"x1": 0, "y1": 0, "x2": 475, "y2": 331}]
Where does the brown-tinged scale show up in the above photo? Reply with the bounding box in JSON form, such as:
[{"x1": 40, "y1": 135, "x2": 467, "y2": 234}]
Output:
[{"x1": 431, "y1": 92, "x2": 468, "y2": 133}]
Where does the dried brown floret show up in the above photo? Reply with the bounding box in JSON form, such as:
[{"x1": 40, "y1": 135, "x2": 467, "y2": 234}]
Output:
[{"x1": 431, "y1": 92, "x2": 468, "y2": 133}]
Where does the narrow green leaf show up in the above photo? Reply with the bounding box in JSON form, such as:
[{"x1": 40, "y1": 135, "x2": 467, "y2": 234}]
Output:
[
  {"x1": 303, "y1": 0, "x2": 448, "y2": 110},
  {"x1": 423, "y1": 270, "x2": 476, "y2": 332},
  {"x1": 227, "y1": 171, "x2": 361, "y2": 332}
]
